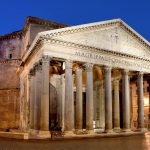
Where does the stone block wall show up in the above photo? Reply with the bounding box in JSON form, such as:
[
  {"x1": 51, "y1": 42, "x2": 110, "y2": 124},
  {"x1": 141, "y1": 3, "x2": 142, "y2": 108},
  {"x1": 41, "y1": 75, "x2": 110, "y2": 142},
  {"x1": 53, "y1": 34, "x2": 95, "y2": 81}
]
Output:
[
  {"x1": 0, "y1": 37, "x2": 21, "y2": 130},
  {"x1": 0, "y1": 38, "x2": 22, "y2": 60},
  {"x1": 0, "y1": 89, "x2": 20, "y2": 129}
]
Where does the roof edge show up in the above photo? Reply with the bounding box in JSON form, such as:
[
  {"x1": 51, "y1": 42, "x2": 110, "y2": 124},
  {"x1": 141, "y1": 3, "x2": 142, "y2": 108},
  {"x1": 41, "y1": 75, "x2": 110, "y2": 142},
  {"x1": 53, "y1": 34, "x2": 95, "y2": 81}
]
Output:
[
  {"x1": 22, "y1": 16, "x2": 69, "y2": 35},
  {"x1": 0, "y1": 31, "x2": 22, "y2": 41}
]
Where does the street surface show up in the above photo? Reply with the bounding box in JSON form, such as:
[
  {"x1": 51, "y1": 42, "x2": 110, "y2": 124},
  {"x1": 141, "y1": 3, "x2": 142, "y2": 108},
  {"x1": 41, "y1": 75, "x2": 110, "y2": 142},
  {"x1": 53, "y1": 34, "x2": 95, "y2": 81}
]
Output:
[{"x1": 0, "y1": 133, "x2": 150, "y2": 150}]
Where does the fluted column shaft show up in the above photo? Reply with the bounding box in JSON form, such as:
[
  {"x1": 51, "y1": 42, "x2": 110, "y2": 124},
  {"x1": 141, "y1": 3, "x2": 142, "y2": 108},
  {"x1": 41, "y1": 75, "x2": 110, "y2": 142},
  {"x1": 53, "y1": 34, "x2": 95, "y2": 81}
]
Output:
[
  {"x1": 64, "y1": 60, "x2": 74, "y2": 131},
  {"x1": 40, "y1": 55, "x2": 50, "y2": 131},
  {"x1": 86, "y1": 63, "x2": 94, "y2": 130},
  {"x1": 137, "y1": 72, "x2": 144, "y2": 129},
  {"x1": 104, "y1": 66, "x2": 112, "y2": 132},
  {"x1": 122, "y1": 69, "x2": 131, "y2": 131},
  {"x1": 113, "y1": 79, "x2": 120, "y2": 130},
  {"x1": 75, "y1": 68, "x2": 83, "y2": 130}
]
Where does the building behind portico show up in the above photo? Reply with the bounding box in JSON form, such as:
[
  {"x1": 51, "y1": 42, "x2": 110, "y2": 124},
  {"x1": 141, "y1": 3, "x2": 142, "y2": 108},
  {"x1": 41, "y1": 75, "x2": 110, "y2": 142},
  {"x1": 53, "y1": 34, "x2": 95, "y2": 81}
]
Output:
[{"x1": 0, "y1": 16, "x2": 150, "y2": 139}]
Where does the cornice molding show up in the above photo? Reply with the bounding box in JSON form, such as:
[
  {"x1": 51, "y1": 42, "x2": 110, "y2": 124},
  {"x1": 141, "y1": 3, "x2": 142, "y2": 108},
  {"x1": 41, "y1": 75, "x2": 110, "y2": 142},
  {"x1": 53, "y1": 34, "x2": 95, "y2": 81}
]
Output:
[
  {"x1": 41, "y1": 20, "x2": 118, "y2": 39},
  {"x1": 40, "y1": 19, "x2": 150, "y2": 49},
  {"x1": 0, "y1": 31, "x2": 22, "y2": 41},
  {"x1": 22, "y1": 16, "x2": 68, "y2": 36},
  {"x1": 44, "y1": 38, "x2": 150, "y2": 62}
]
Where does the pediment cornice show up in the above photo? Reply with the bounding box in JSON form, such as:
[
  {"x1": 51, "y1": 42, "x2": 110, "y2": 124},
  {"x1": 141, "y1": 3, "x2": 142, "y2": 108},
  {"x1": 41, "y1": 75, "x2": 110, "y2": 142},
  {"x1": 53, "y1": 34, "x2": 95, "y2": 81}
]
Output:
[
  {"x1": 22, "y1": 19, "x2": 150, "y2": 63},
  {"x1": 39, "y1": 19, "x2": 150, "y2": 49},
  {"x1": 43, "y1": 38, "x2": 150, "y2": 62},
  {"x1": 22, "y1": 36, "x2": 150, "y2": 64}
]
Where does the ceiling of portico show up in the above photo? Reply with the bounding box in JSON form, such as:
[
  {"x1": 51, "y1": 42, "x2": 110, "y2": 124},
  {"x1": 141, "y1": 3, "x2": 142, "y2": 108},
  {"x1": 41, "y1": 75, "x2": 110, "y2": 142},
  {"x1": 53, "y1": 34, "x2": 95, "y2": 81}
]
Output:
[{"x1": 40, "y1": 19, "x2": 150, "y2": 60}]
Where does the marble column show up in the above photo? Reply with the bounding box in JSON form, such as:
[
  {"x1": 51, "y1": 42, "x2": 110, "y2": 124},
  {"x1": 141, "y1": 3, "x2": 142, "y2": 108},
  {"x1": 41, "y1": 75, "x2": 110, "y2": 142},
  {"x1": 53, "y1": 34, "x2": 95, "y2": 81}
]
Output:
[
  {"x1": 104, "y1": 66, "x2": 113, "y2": 132},
  {"x1": 29, "y1": 69, "x2": 35, "y2": 129},
  {"x1": 75, "y1": 68, "x2": 83, "y2": 131},
  {"x1": 40, "y1": 55, "x2": 50, "y2": 132},
  {"x1": 64, "y1": 60, "x2": 74, "y2": 132},
  {"x1": 86, "y1": 63, "x2": 94, "y2": 131},
  {"x1": 113, "y1": 79, "x2": 120, "y2": 131},
  {"x1": 122, "y1": 69, "x2": 131, "y2": 131},
  {"x1": 137, "y1": 72, "x2": 145, "y2": 130}
]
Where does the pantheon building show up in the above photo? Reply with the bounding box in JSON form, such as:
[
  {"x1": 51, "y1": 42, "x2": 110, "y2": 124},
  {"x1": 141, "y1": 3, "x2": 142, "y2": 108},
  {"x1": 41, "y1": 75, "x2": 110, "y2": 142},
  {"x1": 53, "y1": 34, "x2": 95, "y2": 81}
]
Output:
[{"x1": 0, "y1": 16, "x2": 150, "y2": 139}]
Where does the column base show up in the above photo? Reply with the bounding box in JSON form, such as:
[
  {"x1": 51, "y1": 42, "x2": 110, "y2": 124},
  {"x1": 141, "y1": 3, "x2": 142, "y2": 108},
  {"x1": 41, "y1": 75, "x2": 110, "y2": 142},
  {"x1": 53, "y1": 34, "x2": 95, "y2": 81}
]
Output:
[
  {"x1": 94, "y1": 128, "x2": 105, "y2": 133},
  {"x1": 38, "y1": 130, "x2": 51, "y2": 137},
  {"x1": 64, "y1": 130, "x2": 75, "y2": 135},
  {"x1": 74, "y1": 129, "x2": 84, "y2": 135},
  {"x1": 104, "y1": 129, "x2": 114, "y2": 133},
  {"x1": 113, "y1": 127, "x2": 121, "y2": 133},
  {"x1": 122, "y1": 128, "x2": 132, "y2": 132},
  {"x1": 86, "y1": 129, "x2": 95, "y2": 134},
  {"x1": 137, "y1": 128, "x2": 148, "y2": 133},
  {"x1": 62, "y1": 130, "x2": 76, "y2": 138},
  {"x1": 29, "y1": 129, "x2": 39, "y2": 135}
]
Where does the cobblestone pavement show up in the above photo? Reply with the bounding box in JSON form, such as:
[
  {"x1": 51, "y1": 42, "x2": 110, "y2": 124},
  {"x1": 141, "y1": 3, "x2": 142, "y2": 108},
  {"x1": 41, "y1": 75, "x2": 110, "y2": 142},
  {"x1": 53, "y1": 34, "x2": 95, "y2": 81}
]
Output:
[{"x1": 0, "y1": 133, "x2": 150, "y2": 150}]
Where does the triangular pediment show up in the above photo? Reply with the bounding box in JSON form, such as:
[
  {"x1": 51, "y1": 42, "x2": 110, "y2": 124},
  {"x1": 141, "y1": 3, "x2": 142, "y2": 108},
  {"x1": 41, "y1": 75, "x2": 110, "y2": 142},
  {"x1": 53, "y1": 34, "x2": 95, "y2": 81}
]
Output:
[{"x1": 40, "y1": 19, "x2": 150, "y2": 60}]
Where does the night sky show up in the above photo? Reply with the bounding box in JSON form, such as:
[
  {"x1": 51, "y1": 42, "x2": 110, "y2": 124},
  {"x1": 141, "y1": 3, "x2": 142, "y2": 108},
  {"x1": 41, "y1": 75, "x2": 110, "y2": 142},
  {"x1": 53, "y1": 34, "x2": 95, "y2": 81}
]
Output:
[{"x1": 0, "y1": 0, "x2": 150, "y2": 41}]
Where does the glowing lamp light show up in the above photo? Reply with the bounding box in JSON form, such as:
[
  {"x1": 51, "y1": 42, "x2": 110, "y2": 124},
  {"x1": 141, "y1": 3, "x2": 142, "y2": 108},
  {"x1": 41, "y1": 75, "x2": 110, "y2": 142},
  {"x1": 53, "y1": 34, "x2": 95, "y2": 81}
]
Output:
[
  {"x1": 144, "y1": 97, "x2": 149, "y2": 106},
  {"x1": 63, "y1": 62, "x2": 65, "y2": 70}
]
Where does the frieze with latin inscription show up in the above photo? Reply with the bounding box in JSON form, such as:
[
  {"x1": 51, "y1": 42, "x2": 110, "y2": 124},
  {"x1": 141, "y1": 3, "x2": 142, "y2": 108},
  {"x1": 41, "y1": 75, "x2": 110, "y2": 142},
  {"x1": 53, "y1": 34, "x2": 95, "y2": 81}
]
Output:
[{"x1": 75, "y1": 51, "x2": 150, "y2": 71}]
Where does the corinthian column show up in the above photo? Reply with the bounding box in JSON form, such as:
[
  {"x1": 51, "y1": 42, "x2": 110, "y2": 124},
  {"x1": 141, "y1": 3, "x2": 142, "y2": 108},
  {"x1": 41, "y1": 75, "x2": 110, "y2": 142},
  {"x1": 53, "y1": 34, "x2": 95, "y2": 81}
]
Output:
[
  {"x1": 75, "y1": 68, "x2": 83, "y2": 131},
  {"x1": 85, "y1": 63, "x2": 94, "y2": 132},
  {"x1": 40, "y1": 55, "x2": 50, "y2": 132},
  {"x1": 122, "y1": 69, "x2": 131, "y2": 132},
  {"x1": 104, "y1": 66, "x2": 113, "y2": 133},
  {"x1": 113, "y1": 79, "x2": 120, "y2": 131},
  {"x1": 64, "y1": 60, "x2": 74, "y2": 132},
  {"x1": 137, "y1": 72, "x2": 145, "y2": 131}
]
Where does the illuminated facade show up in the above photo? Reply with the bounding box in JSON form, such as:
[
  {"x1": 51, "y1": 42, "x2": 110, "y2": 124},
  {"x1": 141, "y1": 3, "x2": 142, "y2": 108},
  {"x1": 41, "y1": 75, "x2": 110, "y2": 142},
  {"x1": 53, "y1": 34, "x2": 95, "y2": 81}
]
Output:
[{"x1": 0, "y1": 16, "x2": 150, "y2": 139}]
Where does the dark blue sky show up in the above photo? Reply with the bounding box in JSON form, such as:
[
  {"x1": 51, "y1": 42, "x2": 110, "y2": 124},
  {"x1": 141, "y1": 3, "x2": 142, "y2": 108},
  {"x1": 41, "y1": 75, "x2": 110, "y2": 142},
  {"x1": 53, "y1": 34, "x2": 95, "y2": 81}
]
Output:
[{"x1": 0, "y1": 0, "x2": 150, "y2": 41}]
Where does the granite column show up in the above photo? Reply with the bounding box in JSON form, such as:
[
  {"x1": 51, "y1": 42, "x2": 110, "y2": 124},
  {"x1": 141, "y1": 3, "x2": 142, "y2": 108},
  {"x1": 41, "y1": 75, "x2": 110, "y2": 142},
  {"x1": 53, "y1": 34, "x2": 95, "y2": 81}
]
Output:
[
  {"x1": 104, "y1": 66, "x2": 113, "y2": 133},
  {"x1": 75, "y1": 68, "x2": 83, "y2": 131},
  {"x1": 86, "y1": 63, "x2": 94, "y2": 132},
  {"x1": 122, "y1": 69, "x2": 131, "y2": 131}
]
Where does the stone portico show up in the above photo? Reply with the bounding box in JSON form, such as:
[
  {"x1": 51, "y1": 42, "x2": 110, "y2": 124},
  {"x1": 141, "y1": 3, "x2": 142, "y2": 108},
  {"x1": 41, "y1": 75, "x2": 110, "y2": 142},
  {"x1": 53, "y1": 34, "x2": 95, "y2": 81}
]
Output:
[{"x1": 19, "y1": 19, "x2": 150, "y2": 138}]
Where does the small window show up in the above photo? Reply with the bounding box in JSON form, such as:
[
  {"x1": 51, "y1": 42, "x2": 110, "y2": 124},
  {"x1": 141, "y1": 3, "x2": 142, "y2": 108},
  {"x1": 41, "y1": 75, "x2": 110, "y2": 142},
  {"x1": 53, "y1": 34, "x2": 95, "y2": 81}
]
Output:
[{"x1": 9, "y1": 54, "x2": 12, "y2": 59}]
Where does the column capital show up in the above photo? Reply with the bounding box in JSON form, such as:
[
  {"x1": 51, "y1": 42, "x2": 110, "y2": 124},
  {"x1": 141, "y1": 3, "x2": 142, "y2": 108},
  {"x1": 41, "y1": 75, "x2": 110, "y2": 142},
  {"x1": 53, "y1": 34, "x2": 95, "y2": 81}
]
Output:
[
  {"x1": 104, "y1": 66, "x2": 112, "y2": 72},
  {"x1": 37, "y1": 63, "x2": 42, "y2": 71},
  {"x1": 85, "y1": 63, "x2": 93, "y2": 72},
  {"x1": 122, "y1": 69, "x2": 129, "y2": 75},
  {"x1": 29, "y1": 69, "x2": 35, "y2": 76},
  {"x1": 75, "y1": 67, "x2": 82, "y2": 73},
  {"x1": 34, "y1": 63, "x2": 39, "y2": 71},
  {"x1": 65, "y1": 60, "x2": 73, "y2": 69},
  {"x1": 113, "y1": 79, "x2": 120, "y2": 86},
  {"x1": 137, "y1": 71, "x2": 143, "y2": 77},
  {"x1": 42, "y1": 55, "x2": 52, "y2": 63}
]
